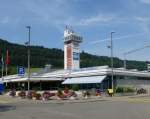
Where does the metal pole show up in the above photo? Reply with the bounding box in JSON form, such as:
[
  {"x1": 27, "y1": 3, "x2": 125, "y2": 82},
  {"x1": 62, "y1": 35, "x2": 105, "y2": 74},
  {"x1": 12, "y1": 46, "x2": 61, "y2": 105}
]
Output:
[
  {"x1": 110, "y1": 32, "x2": 115, "y2": 90},
  {"x1": 6, "y1": 50, "x2": 9, "y2": 76},
  {"x1": 26, "y1": 26, "x2": 31, "y2": 92},
  {"x1": 123, "y1": 54, "x2": 126, "y2": 69},
  {"x1": 5, "y1": 64, "x2": 7, "y2": 87},
  {"x1": 6, "y1": 64, "x2": 7, "y2": 76},
  {"x1": 40, "y1": 80, "x2": 42, "y2": 91},
  {"x1": 1, "y1": 55, "x2": 4, "y2": 81}
]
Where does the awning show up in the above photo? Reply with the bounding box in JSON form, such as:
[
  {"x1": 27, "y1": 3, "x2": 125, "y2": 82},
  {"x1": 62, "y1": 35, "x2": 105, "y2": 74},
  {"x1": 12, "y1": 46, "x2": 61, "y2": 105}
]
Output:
[{"x1": 62, "y1": 75, "x2": 106, "y2": 84}]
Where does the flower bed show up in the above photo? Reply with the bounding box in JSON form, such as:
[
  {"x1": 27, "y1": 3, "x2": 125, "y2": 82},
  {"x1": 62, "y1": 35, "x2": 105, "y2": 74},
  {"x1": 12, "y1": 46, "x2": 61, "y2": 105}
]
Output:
[
  {"x1": 9, "y1": 90, "x2": 16, "y2": 97},
  {"x1": 35, "y1": 93, "x2": 42, "y2": 100},
  {"x1": 10, "y1": 89, "x2": 81, "y2": 101},
  {"x1": 42, "y1": 91, "x2": 51, "y2": 100},
  {"x1": 26, "y1": 91, "x2": 36, "y2": 99},
  {"x1": 18, "y1": 91, "x2": 26, "y2": 99},
  {"x1": 57, "y1": 89, "x2": 67, "y2": 99}
]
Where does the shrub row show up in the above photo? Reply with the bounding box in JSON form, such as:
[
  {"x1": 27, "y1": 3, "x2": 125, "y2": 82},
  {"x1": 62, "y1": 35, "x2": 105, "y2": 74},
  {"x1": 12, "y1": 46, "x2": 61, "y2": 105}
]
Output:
[{"x1": 115, "y1": 86, "x2": 135, "y2": 93}]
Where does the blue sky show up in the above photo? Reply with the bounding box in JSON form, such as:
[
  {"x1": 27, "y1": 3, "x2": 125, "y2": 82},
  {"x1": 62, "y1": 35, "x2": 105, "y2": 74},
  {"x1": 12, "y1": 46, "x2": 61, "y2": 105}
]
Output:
[{"x1": 1, "y1": 0, "x2": 150, "y2": 61}]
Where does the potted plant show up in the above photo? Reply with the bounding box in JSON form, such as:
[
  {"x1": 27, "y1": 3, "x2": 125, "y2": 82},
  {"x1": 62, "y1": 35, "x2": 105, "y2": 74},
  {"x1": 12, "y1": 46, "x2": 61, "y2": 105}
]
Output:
[
  {"x1": 31, "y1": 91, "x2": 37, "y2": 100},
  {"x1": 35, "y1": 93, "x2": 41, "y2": 100},
  {"x1": 64, "y1": 87, "x2": 70, "y2": 97},
  {"x1": 57, "y1": 88, "x2": 67, "y2": 99},
  {"x1": 64, "y1": 87, "x2": 69, "y2": 94},
  {"x1": 9, "y1": 89, "x2": 16, "y2": 97},
  {"x1": 18, "y1": 91, "x2": 26, "y2": 99},
  {"x1": 27, "y1": 91, "x2": 36, "y2": 99},
  {"x1": 42, "y1": 91, "x2": 51, "y2": 100}
]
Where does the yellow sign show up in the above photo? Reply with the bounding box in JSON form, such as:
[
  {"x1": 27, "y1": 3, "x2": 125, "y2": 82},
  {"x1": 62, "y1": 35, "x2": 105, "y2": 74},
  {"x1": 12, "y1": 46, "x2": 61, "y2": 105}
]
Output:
[{"x1": 108, "y1": 89, "x2": 113, "y2": 94}]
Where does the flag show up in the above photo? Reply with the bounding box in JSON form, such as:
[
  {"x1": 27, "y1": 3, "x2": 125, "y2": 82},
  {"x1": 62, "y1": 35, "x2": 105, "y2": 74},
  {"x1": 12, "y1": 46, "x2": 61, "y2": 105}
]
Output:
[{"x1": 6, "y1": 50, "x2": 10, "y2": 65}]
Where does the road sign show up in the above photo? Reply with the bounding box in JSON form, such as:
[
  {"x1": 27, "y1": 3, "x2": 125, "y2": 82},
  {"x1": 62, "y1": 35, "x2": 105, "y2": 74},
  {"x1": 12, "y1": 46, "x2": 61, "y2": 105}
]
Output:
[
  {"x1": 18, "y1": 67, "x2": 25, "y2": 76},
  {"x1": 0, "y1": 81, "x2": 4, "y2": 94}
]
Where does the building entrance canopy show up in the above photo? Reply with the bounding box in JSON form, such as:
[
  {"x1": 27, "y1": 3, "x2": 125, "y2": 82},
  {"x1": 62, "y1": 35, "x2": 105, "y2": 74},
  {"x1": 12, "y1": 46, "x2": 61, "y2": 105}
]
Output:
[{"x1": 62, "y1": 75, "x2": 106, "y2": 84}]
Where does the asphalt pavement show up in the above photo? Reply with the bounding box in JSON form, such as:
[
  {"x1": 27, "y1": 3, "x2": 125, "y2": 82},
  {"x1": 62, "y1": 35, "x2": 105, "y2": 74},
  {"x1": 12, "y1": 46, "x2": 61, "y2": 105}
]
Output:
[{"x1": 0, "y1": 95, "x2": 150, "y2": 119}]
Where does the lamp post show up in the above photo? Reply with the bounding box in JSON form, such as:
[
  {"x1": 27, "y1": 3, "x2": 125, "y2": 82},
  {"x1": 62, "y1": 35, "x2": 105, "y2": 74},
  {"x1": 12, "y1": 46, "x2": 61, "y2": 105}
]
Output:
[
  {"x1": 26, "y1": 26, "x2": 31, "y2": 92},
  {"x1": 110, "y1": 32, "x2": 115, "y2": 90},
  {"x1": 123, "y1": 53, "x2": 127, "y2": 69}
]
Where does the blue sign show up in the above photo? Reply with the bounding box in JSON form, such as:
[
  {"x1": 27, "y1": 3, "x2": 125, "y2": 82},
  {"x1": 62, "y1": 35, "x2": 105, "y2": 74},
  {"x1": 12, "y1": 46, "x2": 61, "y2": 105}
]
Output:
[
  {"x1": 73, "y1": 52, "x2": 79, "y2": 60},
  {"x1": 0, "y1": 82, "x2": 4, "y2": 94},
  {"x1": 18, "y1": 67, "x2": 25, "y2": 76}
]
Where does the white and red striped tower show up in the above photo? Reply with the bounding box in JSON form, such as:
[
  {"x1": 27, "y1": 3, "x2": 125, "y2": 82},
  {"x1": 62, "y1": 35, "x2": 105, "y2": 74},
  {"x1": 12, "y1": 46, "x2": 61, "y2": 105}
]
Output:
[{"x1": 64, "y1": 26, "x2": 83, "y2": 70}]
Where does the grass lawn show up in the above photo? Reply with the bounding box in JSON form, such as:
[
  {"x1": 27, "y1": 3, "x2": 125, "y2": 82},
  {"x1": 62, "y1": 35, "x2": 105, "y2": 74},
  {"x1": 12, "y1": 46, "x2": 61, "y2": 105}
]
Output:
[{"x1": 25, "y1": 68, "x2": 42, "y2": 73}]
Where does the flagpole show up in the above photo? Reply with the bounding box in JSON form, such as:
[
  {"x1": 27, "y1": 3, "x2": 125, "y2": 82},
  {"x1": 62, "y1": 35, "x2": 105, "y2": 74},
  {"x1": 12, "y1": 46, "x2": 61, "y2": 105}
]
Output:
[
  {"x1": 6, "y1": 64, "x2": 7, "y2": 76},
  {"x1": 6, "y1": 50, "x2": 9, "y2": 76},
  {"x1": 1, "y1": 55, "x2": 4, "y2": 81},
  {"x1": 26, "y1": 26, "x2": 31, "y2": 92},
  {"x1": 5, "y1": 64, "x2": 7, "y2": 87}
]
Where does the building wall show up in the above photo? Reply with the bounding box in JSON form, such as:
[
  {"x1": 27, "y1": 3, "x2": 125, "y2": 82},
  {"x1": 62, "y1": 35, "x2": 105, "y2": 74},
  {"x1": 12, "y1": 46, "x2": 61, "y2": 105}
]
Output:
[
  {"x1": 64, "y1": 44, "x2": 73, "y2": 70},
  {"x1": 72, "y1": 42, "x2": 80, "y2": 69},
  {"x1": 64, "y1": 42, "x2": 80, "y2": 70}
]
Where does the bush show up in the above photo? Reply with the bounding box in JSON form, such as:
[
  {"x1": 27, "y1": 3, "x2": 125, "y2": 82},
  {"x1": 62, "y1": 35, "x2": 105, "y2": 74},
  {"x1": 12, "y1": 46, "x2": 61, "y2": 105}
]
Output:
[
  {"x1": 57, "y1": 88, "x2": 63, "y2": 96},
  {"x1": 126, "y1": 87, "x2": 135, "y2": 93},
  {"x1": 137, "y1": 88, "x2": 147, "y2": 94},
  {"x1": 115, "y1": 87, "x2": 124, "y2": 93},
  {"x1": 116, "y1": 86, "x2": 135, "y2": 93},
  {"x1": 72, "y1": 84, "x2": 79, "y2": 91}
]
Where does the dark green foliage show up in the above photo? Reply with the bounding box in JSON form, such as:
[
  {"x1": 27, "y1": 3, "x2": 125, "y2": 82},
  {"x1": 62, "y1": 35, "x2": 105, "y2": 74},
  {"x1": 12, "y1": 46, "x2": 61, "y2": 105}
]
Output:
[
  {"x1": 80, "y1": 51, "x2": 123, "y2": 68},
  {"x1": 116, "y1": 86, "x2": 135, "y2": 93},
  {"x1": 0, "y1": 39, "x2": 64, "y2": 69},
  {"x1": 116, "y1": 87, "x2": 124, "y2": 93},
  {"x1": 72, "y1": 84, "x2": 79, "y2": 91},
  {"x1": 0, "y1": 38, "x2": 149, "y2": 76},
  {"x1": 126, "y1": 60, "x2": 147, "y2": 71}
]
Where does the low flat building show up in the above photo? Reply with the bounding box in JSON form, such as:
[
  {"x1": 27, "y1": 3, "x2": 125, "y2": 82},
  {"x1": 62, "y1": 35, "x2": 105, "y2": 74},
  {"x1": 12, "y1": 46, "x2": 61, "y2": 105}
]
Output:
[{"x1": 1, "y1": 66, "x2": 150, "y2": 91}]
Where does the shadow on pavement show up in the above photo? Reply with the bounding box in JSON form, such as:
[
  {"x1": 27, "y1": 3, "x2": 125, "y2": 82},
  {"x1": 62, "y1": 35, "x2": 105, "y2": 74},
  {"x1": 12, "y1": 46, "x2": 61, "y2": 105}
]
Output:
[{"x1": 0, "y1": 105, "x2": 16, "y2": 112}]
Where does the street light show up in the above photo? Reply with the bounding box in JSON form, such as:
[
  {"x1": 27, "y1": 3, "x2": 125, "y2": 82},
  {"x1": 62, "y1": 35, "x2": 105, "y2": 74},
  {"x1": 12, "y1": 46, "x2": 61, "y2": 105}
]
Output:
[
  {"x1": 26, "y1": 26, "x2": 31, "y2": 92},
  {"x1": 110, "y1": 32, "x2": 115, "y2": 90},
  {"x1": 123, "y1": 53, "x2": 127, "y2": 69}
]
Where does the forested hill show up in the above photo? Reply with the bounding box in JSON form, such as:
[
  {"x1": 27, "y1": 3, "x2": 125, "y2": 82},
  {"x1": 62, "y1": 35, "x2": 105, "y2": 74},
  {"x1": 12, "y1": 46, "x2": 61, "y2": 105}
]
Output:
[{"x1": 0, "y1": 38, "x2": 149, "y2": 75}]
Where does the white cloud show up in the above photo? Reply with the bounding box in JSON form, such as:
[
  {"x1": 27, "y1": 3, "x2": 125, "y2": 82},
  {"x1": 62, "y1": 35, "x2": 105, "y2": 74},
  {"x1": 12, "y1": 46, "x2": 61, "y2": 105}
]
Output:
[
  {"x1": 31, "y1": 1, "x2": 67, "y2": 18},
  {"x1": 76, "y1": 14, "x2": 116, "y2": 26},
  {"x1": 135, "y1": 16, "x2": 150, "y2": 33},
  {"x1": 89, "y1": 33, "x2": 145, "y2": 45},
  {"x1": 0, "y1": 0, "x2": 124, "y2": 29},
  {"x1": 0, "y1": 17, "x2": 9, "y2": 24},
  {"x1": 140, "y1": 0, "x2": 150, "y2": 4},
  {"x1": 135, "y1": 16, "x2": 150, "y2": 22}
]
